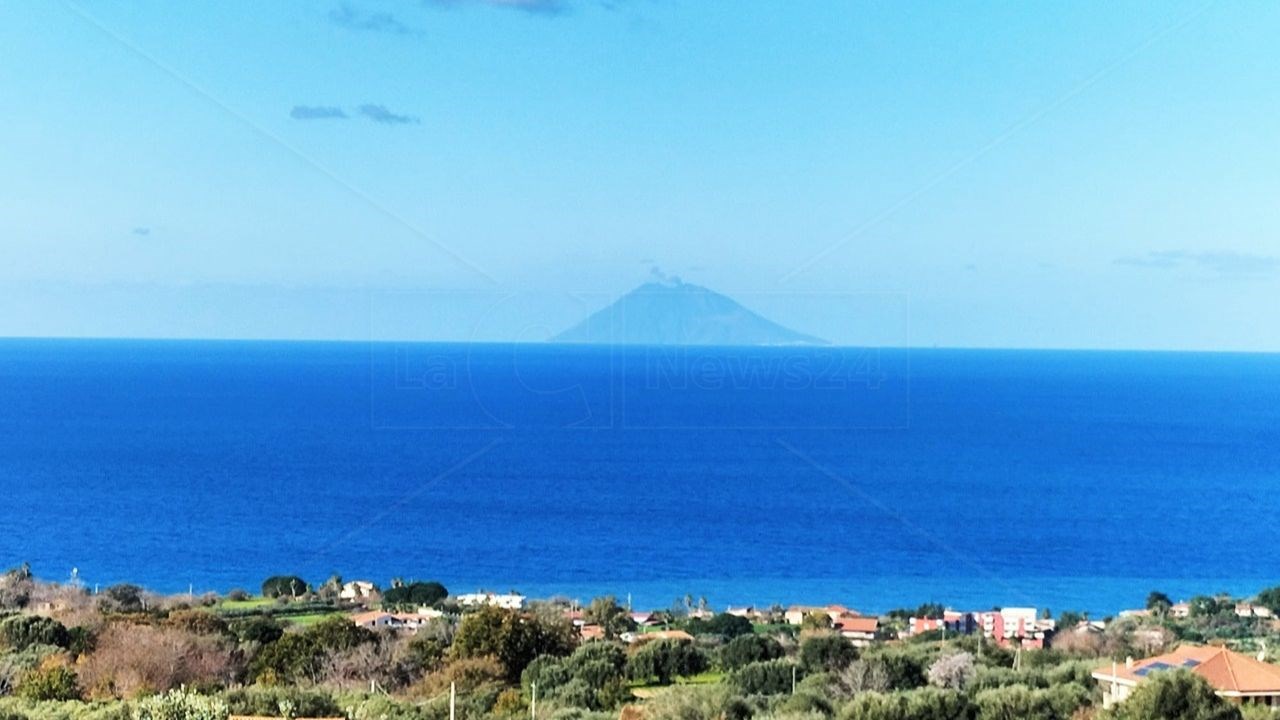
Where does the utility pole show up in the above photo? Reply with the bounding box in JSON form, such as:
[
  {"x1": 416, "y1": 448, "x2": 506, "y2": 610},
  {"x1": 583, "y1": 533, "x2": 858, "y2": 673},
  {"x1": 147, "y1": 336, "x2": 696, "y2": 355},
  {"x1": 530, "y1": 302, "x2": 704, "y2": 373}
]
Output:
[
  {"x1": 791, "y1": 665, "x2": 796, "y2": 694},
  {"x1": 531, "y1": 681, "x2": 537, "y2": 720},
  {"x1": 449, "y1": 682, "x2": 456, "y2": 720}
]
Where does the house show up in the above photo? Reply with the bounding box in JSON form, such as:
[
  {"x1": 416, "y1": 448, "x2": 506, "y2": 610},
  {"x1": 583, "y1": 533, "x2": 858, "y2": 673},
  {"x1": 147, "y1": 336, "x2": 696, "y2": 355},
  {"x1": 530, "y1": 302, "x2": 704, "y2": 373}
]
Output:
[
  {"x1": 455, "y1": 592, "x2": 526, "y2": 610},
  {"x1": 350, "y1": 609, "x2": 442, "y2": 632},
  {"x1": 1092, "y1": 645, "x2": 1280, "y2": 710},
  {"x1": 1169, "y1": 602, "x2": 1192, "y2": 619},
  {"x1": 630, "y1": 611, "x2": 661, "y2": 626},
  {"x1": 339, "y1": 581, "x2": 378, "y2": 601},
  {"x1": 1069, "y1": 620, "x2": 1107, "y2": 634},
  {"x1": 908, "y1": 611, "x2": 978, "y2": 637},
  {"x1": 579, "y1": 624, "x2": 605, "y2": 641},
  {"x1": 726, "y1": 606, "x2": 757, "y2": 619},
  {"x1": 1236, "y1": 603, "x2": 1275, "y2": 619},
  {"x1": 975, "y1": 608, "x2": 1055, "y2": 649},
  {"x1": 785, "y1": 604, "x2": 858, "y2": 626},
  {"x1": 1118, "y1": 608, "x2": 1151, "y2": 619},
  {"x1": 835, "y1": 616, "x2": 879, "y2": 646}
]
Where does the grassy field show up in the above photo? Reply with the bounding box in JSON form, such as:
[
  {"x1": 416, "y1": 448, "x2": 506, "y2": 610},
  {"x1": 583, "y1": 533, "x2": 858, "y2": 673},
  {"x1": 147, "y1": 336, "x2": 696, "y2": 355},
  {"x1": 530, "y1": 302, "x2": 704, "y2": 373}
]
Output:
[
  {"x1": 629, "y1": 671, "x2": 725, "y2": 698},
  {"x1": 216, "y1": 597, "x2": 276, "y2": 611},
  {"x1": 285, "y1": 612, "x2": 344, "y2": 626}
]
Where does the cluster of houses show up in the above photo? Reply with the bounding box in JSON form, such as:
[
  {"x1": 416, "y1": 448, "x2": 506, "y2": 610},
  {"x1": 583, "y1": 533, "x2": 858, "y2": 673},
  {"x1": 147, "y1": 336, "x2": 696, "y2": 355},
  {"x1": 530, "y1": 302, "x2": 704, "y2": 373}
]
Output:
[
  {"x1": 898, "y1": 606, "x2": 1055, "y2": 649},
  {"x1": 1119, "y1": 600, "x2": 1275, "y2": 620}
]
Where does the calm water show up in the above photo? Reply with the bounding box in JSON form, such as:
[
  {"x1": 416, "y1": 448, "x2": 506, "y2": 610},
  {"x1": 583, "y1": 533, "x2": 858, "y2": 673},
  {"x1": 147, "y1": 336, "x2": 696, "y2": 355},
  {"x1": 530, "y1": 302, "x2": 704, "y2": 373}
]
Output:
[{"x1": 1, "y1": 338, "x2": 1278, "y2": 614}]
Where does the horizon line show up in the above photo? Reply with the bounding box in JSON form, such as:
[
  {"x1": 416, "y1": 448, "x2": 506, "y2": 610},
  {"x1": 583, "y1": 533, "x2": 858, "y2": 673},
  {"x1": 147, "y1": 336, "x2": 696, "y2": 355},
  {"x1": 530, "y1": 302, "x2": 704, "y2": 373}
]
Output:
[{"x1": 1, "y1": 334, "x2": 1278, "y2": 357}]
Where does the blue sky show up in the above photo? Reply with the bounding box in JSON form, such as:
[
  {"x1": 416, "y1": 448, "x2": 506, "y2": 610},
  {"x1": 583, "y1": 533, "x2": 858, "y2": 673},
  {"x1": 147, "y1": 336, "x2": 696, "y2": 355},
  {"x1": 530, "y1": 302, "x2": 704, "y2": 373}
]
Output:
[{"x1": 1, "y1": 0, "x2": 1278, "y2": 349}]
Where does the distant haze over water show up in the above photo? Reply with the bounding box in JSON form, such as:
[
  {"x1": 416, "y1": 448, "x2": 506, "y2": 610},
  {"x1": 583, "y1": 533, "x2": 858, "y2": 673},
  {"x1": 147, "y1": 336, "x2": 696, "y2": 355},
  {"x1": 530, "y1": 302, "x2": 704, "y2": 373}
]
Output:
[{"x1": 2, "y1": 338, "x2": 1278, "y2": 613}]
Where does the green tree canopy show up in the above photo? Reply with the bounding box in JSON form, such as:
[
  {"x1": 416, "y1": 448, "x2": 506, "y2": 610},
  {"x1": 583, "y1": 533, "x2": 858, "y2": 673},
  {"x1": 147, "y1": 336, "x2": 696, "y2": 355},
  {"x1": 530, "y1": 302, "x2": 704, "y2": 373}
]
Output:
[
  {"x1": 1146, "y1": 591, "x2": 1173, "y2": 614},
  {"x1": 382, "y1": 581, "x2": 448, "y2": 608},
  {"x1": 261, "y1": 576, "x2": 309, "y2": 599},
  {"x1": 451, "y1": 605, "x2": 576, "y2": 682},
  {"x1": 684, "y1": 613, "x2": 754, "y2": 639},
  {"x1": 626, "y1": 638, "x2": 709, "y2": 685},
  {"x1": 582, "y1": 596, "x2": 635, "y2": 640},
  {"x1": 799, "y1": 633, "x2": 858, "y2": 673},
  {"x1": 719, "y1": 634, "x2": 784, "y2": 670},
  {"x1": 0, "y1": 615, "x2": 70, "y2": 651}
]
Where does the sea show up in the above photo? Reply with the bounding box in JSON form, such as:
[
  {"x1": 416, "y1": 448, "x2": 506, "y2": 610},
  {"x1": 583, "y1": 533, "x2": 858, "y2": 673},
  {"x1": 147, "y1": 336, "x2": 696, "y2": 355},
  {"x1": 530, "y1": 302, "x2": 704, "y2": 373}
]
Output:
[{"x1": 1, "y1": 338, "x2": 1278, "y2": 615}]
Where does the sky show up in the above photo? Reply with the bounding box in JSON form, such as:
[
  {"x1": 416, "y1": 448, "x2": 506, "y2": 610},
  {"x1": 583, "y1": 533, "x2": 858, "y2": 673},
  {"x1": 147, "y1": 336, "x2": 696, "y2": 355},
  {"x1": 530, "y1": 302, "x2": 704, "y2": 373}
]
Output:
[{"x1": 1, "y1": 0, "x2": 1278, "y2": 350}]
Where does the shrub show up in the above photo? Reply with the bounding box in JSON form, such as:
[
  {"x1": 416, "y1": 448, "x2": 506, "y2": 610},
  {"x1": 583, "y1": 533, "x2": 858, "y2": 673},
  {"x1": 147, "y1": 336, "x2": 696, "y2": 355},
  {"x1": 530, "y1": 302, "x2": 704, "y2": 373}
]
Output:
[
  {"x1": 720, "y1": 635, "x2": 784, "y2": 670},
  {"x1": 972, "y1": 682, "x2": 1090, "y2": 720},
  {"x1": 729, "y1": 659, "x2": 800, "y2": 695},
  {"x1": 626, "y1": 639, "x2": 709, "y2": 685},
  {"x1": 1, "y1": 617, "x2": 71, "y2": 652},
  {"x1": 799, "y1": 635, "x2": 857, "y2": 673},
  {"x1": 1106, "y1": 670, "x2": 1240, "y2": 720},
  {"x1": 78, "y1": 623, "x2": 237, "y2": 698},
  {"x1": 684, "y1": 614, "x2": 754, "y2": 639},
  {"x1": 926, "y1": 652, "x2": 975, "y2": 690},
  {"x1": 133, "y1": 689, "x2": 228, "y2": 720},
  {"x1": 221, "y1": 687, "x2": 340, "y2": 719},
  {"x1": 16, "y1": 665, "x2": 81, "y2": 702},
  {"x1": 777, "y1": 692, "x2": 834, "y2": 717}
]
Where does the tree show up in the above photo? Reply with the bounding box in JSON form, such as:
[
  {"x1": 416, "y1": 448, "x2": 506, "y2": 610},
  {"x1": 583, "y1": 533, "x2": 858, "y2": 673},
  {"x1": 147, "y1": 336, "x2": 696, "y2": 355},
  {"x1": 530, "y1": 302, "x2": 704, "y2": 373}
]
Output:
[
  {"x1": 0, "y1": 615, "x2": 70, "y2": 651},
  {"x1": 728, "y1": 659, "x2": 798, "y2": 695},
  {"x1": 382, "y1": 581, "x2": 448, "y2": 608},
  {"x1": 799, "y1": 633, "x2": 857, "y2": 672},
  {"x1": 307, "y1": 616, "x2": 376, "y2": 653},
  {"x1": 858, "y1": 648, "x2": 928, "y2": 691},
  {"x1": 1058, "y1": 610, "x2": 1085, "y2": 629},
  {"x1": 626, "y1": 638, "x2": 709, "y2": 685},
  {"x1": 926, "y1": 651, "x2": 975, "y2": 690},
  {"x1": 316, "y1": 574, "x2": 344, "y2": 601},
  {"x1": 79, "y1": 623, "x2": 238, "y2": 698},
  {"x1": 801, "y1": 611, "x2": 832, "y2": 631},
  {"x1": 1146, "y1": 591, "x2": 1173, "y2": 615},
  {"x1": 1108, "y1": 670, "x2": 1242, "y2": 720},
  {"x1": 167, "y1": 609, "x2": 229, "y2": 637},
  {"x1": 0, "y1": 565, "x2": 34, "y2": 610},
  {"x1": 1188, "y1": 596, "x2": 1225, "y2": 618},
  {"x1": 583, "y1": 596, "x2": 635, "y2": 640},
  {"x1": 719, "y1": 634, "x2": 783, "y2": 670},
  {"x1": 521, "y1": 642, "x2": 631, "y2": 710},
  {"x1": 915, "y1": 603, "x2": 946, "y2": 619},
  {"x1": 1256, "y1": 586, "x2": 1280, "y2": 615},
  {"x1": 261, "y1": 576, "x2": 308, "y2": 599},
  {"x1": 451, "y1": 605, "x2": 576, "y2": 681},
  {"x1": 973, "y1": 683, "x2": 1091, "y2": 720},
  {"x1": 100, "y1": 584, "x2": 147, "y2": 613},
  {"x1": 684, "y1": 613, "x2": 753, "y2": 639},
  {"x1": 231, "y1": 616, "x2": 285, "y2": 645}
]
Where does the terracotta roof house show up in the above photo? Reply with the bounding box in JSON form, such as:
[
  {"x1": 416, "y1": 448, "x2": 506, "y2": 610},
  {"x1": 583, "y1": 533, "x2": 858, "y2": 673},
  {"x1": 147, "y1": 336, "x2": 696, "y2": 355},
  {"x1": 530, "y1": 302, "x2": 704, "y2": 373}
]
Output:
[
  {"x1": 1092, "y1": 645, "x2": 1280, "y2": 710},
  {"x1": 834, "y1": 616, "x2": 879, "y2": 646}
]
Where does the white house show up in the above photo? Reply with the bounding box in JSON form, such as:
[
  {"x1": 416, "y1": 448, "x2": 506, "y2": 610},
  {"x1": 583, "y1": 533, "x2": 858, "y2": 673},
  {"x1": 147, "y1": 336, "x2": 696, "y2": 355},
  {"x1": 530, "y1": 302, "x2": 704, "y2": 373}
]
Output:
[
  {"x1": 340, "y1": 581, "x2": 378, "y2": 601},
  {"x1": 455, "y1": 592, "x2": 526, "y2": 610}
]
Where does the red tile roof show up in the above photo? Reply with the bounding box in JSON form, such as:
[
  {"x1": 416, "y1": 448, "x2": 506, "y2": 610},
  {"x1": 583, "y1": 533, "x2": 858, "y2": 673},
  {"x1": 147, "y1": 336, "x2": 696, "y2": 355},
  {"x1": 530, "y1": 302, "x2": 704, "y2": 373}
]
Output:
[{"x1": 1094, "y1": 645, "x2": 1280, "y2": 695}]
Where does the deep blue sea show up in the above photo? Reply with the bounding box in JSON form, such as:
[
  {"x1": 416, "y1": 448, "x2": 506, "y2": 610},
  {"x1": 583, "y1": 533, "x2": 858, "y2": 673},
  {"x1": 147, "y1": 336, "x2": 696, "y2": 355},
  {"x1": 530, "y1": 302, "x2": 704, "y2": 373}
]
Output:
[{"x1": 2, "y1": 338, "x2": 1278, "y2": 615}]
